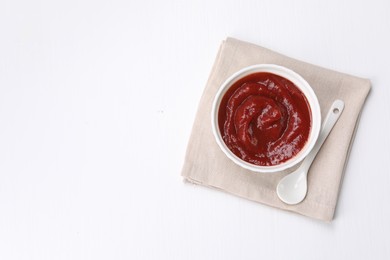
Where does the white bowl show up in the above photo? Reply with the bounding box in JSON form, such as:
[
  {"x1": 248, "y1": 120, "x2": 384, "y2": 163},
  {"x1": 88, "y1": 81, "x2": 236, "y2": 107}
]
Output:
[{"x1": 211, "y1": 64, "x2": 321, "y2": 173}]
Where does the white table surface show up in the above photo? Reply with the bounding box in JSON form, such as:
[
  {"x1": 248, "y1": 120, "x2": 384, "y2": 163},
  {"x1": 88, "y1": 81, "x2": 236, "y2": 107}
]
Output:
[{"x1": 1, "y1": 0, "x2": 389, "y2": 259}]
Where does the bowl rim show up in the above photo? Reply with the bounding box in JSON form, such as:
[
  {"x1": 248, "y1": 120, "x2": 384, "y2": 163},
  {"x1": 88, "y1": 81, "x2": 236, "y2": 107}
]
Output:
[{"x1": 211, "y1": 64, "x2": 321, "y2": 173}]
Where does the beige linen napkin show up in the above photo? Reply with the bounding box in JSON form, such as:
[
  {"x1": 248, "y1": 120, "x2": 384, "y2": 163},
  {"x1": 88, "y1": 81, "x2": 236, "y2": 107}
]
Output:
[{"x1": 181, "y1": 38, "x2": 371, "y2": 221}]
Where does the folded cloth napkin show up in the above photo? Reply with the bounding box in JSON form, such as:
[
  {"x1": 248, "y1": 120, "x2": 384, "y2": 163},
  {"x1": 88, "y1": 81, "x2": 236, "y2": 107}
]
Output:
[{"x1": 181, "y1": 38, "x2": 371, "y2": 221}]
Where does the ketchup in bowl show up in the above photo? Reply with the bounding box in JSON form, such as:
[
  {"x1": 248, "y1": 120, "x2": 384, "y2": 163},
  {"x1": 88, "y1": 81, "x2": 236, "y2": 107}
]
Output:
[{"x1": 218, "y1": 72, "x2": 312, "y2": 166}]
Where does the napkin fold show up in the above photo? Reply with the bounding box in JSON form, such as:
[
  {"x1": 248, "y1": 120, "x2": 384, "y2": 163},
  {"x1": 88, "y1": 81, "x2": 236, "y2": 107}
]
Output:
[{"x1": 181, "y1": 38, "x2": 371, "y2": 221}]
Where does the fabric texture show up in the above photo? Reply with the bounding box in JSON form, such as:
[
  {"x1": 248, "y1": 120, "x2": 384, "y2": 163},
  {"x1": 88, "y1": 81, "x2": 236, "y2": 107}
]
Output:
[{"x1": 181, "y1": 38, "x2": 371, "y2": 221}]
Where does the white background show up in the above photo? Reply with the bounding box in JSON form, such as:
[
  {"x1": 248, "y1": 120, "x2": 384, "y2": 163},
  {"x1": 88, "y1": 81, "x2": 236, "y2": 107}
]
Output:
[{"x1": 1, "y1": 0, "x2": 389, "y2": 259}]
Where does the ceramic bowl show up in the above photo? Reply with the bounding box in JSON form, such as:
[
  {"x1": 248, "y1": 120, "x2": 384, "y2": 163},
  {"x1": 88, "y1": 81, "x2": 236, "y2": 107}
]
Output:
[{"x1": 211, "y1": 64, "x2": 321, "y2": 173}]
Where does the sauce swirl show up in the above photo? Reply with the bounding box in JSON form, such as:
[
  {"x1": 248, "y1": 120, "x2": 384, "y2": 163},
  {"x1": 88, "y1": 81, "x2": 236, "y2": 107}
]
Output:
[{"x1": 218, "y1": 72, "x2": 312, "y2": 166}]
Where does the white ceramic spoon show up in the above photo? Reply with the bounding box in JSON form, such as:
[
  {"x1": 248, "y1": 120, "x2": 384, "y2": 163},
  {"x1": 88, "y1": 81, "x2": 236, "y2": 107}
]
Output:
[{"x1": 276, "y1": 100, "x2": 345, "y2": 205}]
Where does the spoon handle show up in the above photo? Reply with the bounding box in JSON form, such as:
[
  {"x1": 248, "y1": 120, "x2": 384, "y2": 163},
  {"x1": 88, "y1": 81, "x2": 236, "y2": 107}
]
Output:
[{"x1": 301, "y1": 100, "x2": 345, "y2": 171}]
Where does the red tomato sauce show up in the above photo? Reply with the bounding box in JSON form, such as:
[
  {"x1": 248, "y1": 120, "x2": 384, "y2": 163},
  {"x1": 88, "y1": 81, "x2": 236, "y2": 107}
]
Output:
[{"x1": 218, "y1": 72, "x2": 312, "y2": 166}]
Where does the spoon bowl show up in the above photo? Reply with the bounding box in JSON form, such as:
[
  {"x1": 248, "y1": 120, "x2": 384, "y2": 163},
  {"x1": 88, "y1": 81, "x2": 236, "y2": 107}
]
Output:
[{"x1": 277, "y1": 168, "x2": 308, "y2": 204}]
